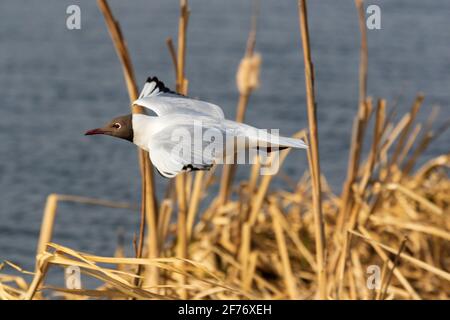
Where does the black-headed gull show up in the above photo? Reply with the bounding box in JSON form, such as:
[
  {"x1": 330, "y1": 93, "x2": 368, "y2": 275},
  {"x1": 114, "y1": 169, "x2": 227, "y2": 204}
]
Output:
[{"x1": 85, "y1": 77, "x2": 307, "y2": 178}]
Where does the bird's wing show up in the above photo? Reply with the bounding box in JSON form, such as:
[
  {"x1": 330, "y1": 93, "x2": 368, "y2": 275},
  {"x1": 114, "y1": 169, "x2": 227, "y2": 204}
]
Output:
[
  {"x1": 133, "y1": 77, "x2": 225, "y2": 119},
  {"x1": 147, "y1": 117, "x2": 222, "y2": 178}
]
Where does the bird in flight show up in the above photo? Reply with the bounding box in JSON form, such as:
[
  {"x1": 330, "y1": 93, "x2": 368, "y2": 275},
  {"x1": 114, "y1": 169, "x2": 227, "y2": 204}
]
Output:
[{"x1": 85, "y1": 77, "x2": 307, "y2": 178}]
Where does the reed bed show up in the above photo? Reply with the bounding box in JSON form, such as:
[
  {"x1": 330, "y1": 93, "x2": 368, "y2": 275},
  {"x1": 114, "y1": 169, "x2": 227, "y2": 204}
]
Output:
[{"x1": 0, "y1": 0, "x2": 448, "y2": 300}]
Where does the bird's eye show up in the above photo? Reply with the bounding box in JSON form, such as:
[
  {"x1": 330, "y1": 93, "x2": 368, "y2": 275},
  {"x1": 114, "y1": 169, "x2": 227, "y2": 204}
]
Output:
[{"x1": 112, "y1": 123, "x2": 121, "y2": 129}]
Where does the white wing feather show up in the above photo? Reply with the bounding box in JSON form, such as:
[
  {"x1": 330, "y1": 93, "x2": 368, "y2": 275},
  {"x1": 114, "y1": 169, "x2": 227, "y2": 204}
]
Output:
[
  {"x1": 134, "y1": 77, "x2": 225, "y2": 119},
  {"x1": 134, "y1": 95, "x2": 225, "y2": 119},
  {"x1": 146, "y1": 116, "x2": 221, "y2": 177}
]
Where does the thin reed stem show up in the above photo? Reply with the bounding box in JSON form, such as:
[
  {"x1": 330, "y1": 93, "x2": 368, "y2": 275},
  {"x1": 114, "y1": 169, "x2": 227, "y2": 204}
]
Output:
[
  {"x1": 174, "y1": 0, "x2": 190, "y2": 299},
  {"x1": 337, "y1": 0, "x2": 369, "y2": 231},
  {"x1": 297, "y1": 0, "x2": 327, "y2": 299}
]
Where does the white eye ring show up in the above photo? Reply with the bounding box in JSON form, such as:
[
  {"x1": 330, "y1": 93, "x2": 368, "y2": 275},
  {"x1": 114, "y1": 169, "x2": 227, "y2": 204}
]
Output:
[{"x1": 113, "y1": 122, "x2": 122, "y2": 129}]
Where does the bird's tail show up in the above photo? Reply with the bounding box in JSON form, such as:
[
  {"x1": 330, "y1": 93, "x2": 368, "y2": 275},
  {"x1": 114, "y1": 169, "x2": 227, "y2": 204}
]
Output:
[{"x1": 252, "y1": 130, "x2": 308, "y2": 152}]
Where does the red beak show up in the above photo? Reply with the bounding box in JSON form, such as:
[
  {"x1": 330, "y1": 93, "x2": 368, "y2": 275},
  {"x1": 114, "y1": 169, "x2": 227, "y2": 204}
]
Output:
[{"x1": 85, "y1": 128, "x2": 107, "y2": 136}]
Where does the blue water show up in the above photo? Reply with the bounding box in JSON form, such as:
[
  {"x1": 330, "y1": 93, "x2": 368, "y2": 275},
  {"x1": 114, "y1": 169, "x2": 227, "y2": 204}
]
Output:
[{"x1": 0, "y1": 0, "x2": 448, "y2": 278}]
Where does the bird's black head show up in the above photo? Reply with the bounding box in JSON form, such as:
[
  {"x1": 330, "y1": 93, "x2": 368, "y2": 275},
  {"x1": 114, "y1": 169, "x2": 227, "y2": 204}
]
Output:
[{"x1": 85, "y1": 114, "x2": 133, "y2": 142}]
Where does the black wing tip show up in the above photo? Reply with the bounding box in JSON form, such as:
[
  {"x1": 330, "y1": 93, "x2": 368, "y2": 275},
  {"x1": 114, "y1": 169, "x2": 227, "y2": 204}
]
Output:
[
  {"x1": 145, "y1": 76, "x2": 161, "y2": 84},
  {"x1": 144, "y1": 76, "x2": 183, "y2": 96},
  {"x1": 182, "y1": 164, "x2": 213, "y2": 172}
]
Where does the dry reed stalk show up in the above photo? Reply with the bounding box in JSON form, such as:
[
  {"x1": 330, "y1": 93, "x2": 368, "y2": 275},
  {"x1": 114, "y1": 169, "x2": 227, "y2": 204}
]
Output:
[
  {"x1": 350, "y1": 251, "x2": 369, "y2": 299},
  {"x1": 414, "y1": 154, "x2": 449, "y2": 181},
  {"x1": 374, "y1": 259, "x2": 389, "y2": 300},
  {"x1": 24, "y1": 256, "x2": 50, "y2": 300},
  {"x1": 185, "y1": 170, "x2": 193, "y2": 201},
  {"x1": 269, "y1": 200, "x2": 299, "y2": 299},
  {"x1": 176, "y1": 0, "x2": 189, "y2": 95},
  {"x1": 242, "y1": 252, "x2": 258, "y2": 292},
  {"x1": 379, "y1": 114, "x2": 412, "y2": 160},
  {"x1": 172, "y1": 0, "x2": 190, "y2": 299},
  {"x1": 390, "y1": 94, "x2": 424, "y2": 166},
  {"x1": 336, "y1": 230, "x2": 352, "y2": 299},
  {"x1": 272, "y1": 203, "x2": 317, "y2": 270},
  {"x1": 359, "y1": 99, "x2": 385, "y2": 192},
  {"x1": 353, "y1": 228, "x2": 422, "y2": 299},
  {"x1": 297, "y1": 0, "x2": 327, "y2": 299},
  {"x1": 369, "y1": 216, "x2": 450, "y2": 241},
  {"x1": 40, "y1": 242, "x2": 252, "y2": 299},
  {"x1": 166, "y1": 37, "x2": 178, "y2": 79},
  {"x1": 36, "y1": 194, "x2": 58, "y2": 258},
  {"x1": 341, "y1": 100, "x2": 385, "y2": 233},
  {"x1": 397, "y1": 123, "x2": 422, "y2": 165},
  {"x1": 355, "y1": 0, "x2": 368, "y2": 106},
  {"x1": 403, "y1": 117, "x2": 449, "y2": 175},
  {"x1": 354, "y1": 228, "x2": 450, "y2": 281},
  {"x1": 157, "y1": 199, "x2": 174, "y2": 251},
  {"x1": 247, "y1": 155, "x2": 261, "y2": 196},
  {"x1": 364, "y1": 102, "x2": 428, "y2": 231},
  {"x1": 210, "y1": 246, "x2": 282, "y2": 296},
  {"x1": 185, "y1": 171, "x2": 206, "y2": 243},
  {"x1": 96, "y1": 0, "x2": 159, "y2": 288},
  {"x1": 36, "y1": 194, "x2": 134, "y2": 258},
  {"x1": 238, "y1": 223, "x2": 251, "y2": 289},
  {"x1": 385, "y1": 183, "x2": 443, "y2": 216},
  {"x1": 403, "y1": 133, "x2": 432, "y2": 175},
  {"x1": 186, "y1": 173, "x2": 204, "y2": 239},
  {"x1": 32, "y1": 193, "x2": 136, "y2": 295},
  {"x1": 337, "y1": 0, "x2": 369, "y2": 231},
  {"x1": 175, "y1": 174, "x2": 188, "y2": 298},
  {"x1": 379, "y1": 237, "x2": 407, "y2": 300}
]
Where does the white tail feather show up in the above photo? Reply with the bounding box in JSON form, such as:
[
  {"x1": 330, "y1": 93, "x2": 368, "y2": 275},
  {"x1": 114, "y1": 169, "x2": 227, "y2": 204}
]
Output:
[
  {"x1": 252, "y1": 129, "x2": 308, "y2": 150},
  {"x1": 276, "y1": 136, "x2": 308, "y2": 149}
]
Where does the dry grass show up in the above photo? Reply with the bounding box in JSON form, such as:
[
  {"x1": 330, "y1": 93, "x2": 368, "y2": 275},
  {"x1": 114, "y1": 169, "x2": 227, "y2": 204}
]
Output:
[{"x1": 0, "y1": 0, "x2": 449, "y2": 300}]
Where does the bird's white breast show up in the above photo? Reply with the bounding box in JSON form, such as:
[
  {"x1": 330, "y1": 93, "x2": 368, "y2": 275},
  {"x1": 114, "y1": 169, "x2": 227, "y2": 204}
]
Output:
[{"x1": 132, "y1": 114, "x2": 161, "y2": 152}]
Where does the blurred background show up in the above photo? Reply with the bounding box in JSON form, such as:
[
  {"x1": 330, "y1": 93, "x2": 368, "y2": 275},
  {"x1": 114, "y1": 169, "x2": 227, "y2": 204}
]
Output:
[{"x1": 0, "y1": 0, "x2": 448, "y2": 272}]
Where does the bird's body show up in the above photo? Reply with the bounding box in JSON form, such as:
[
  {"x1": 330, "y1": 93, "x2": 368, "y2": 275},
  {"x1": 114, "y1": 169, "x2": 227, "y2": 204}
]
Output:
[{"x1": 86, "y1": 77, "x2": 307, "y2": 178}]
